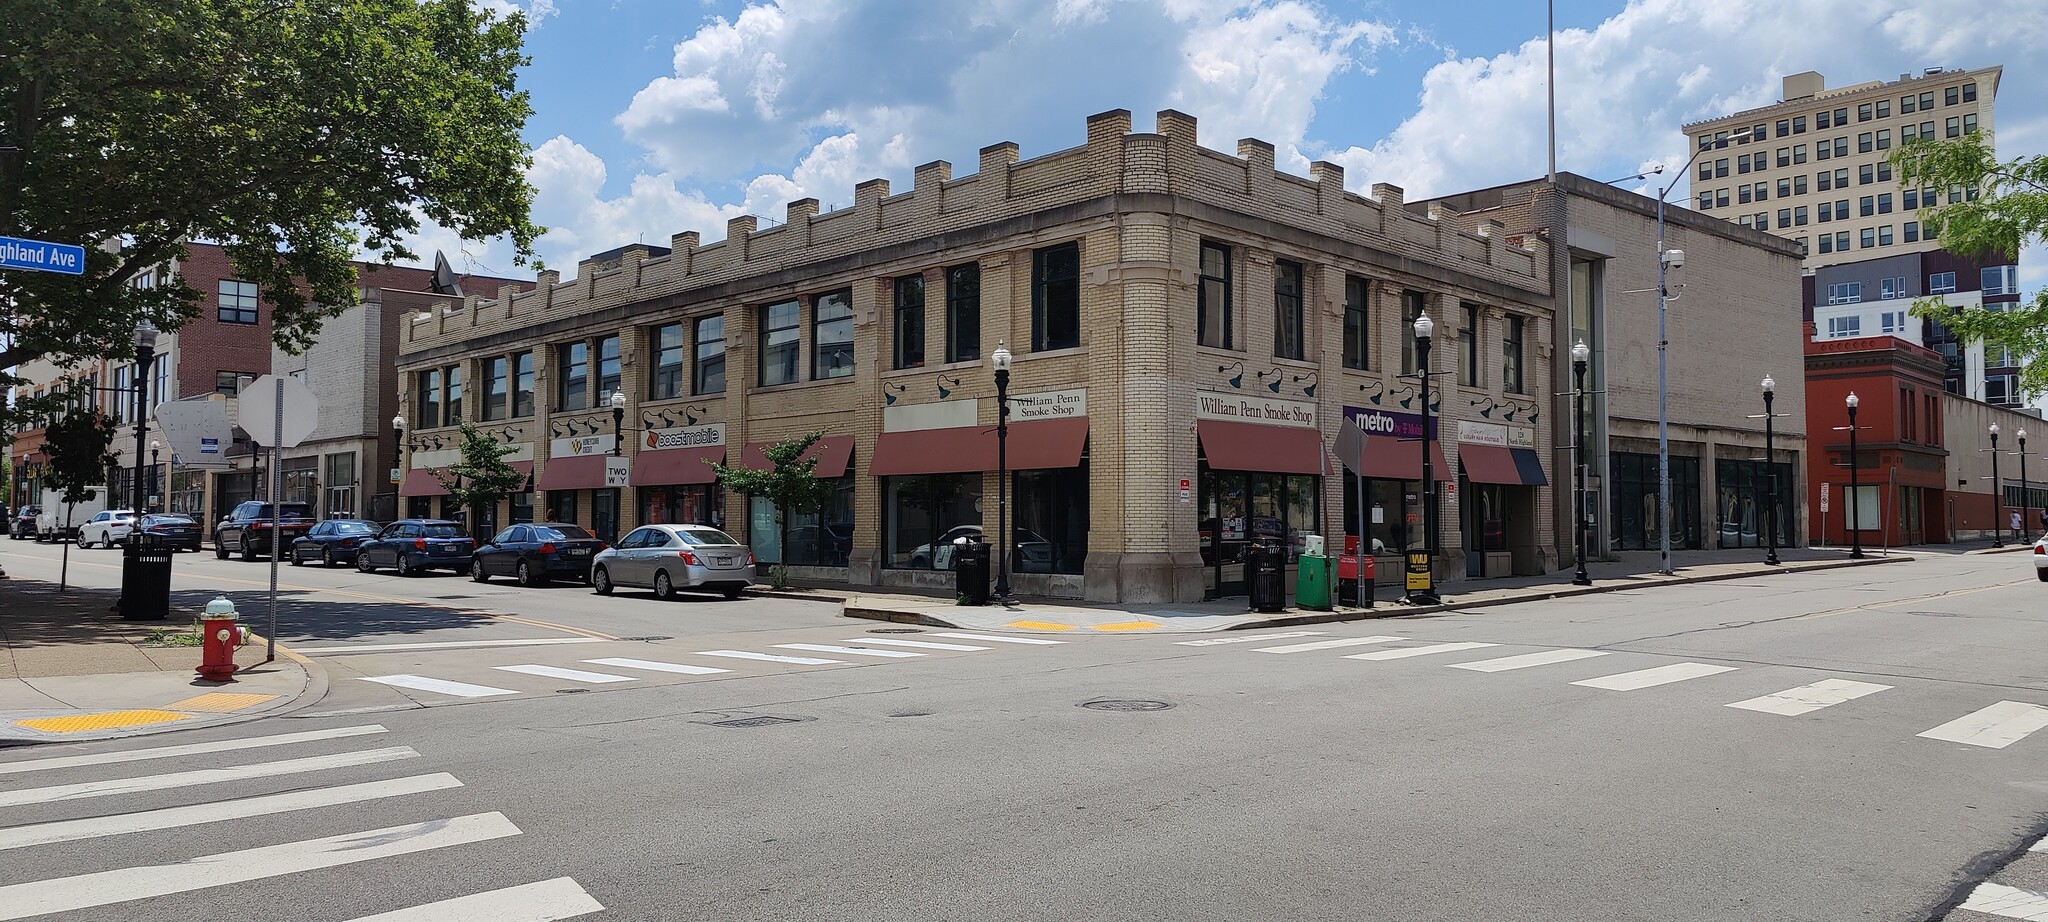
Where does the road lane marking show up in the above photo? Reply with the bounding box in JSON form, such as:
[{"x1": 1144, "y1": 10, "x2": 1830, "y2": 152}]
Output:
[
  {"x1": 1175, "y1": 631, "x2": 1328, "y2": 646},
  {"x1": 1449, "y1": 649, "x2": 1610, "y2": 672},
  {"x1": 0, "y1": 724, "x2": 387, "y2": 777},
  {"x1": 694, "y1": 650, "x2": 845, "y2": 665},
  {"x1": 1344, "y1": 641, "x2": 1499, "y2": 661},
  {"x1": 341, "y1": 877, "x2": 604, "y2": 921},
  {"x1": 493, "y1": 665, "x2": 635, "y2": 684},
  {"x1": 0, "y1": 812, "x2": 521, "y2": 921},
  {"x1": 1254, "y1": 636, "x2": 1407, "y2": 654},
  {"x1": 361, "y1": 676, "x2": 519, "y2": 698},
  {"x1": 1571, "y1": 663, "x2": 1738, "y2": 691},
  {"x1": 1918, "y1": 701, "x2": 2048, "y2": 749},
  {"x1": 845, "y1": 638, "x2": 990, "y2": 651},
  {"x1": 930, "y1": 632, "x2": 1067, "y2": 645},
  {"x1": 296, "y1": 637, "x2": 604, "y2": 654},
  {"x1": 773, "y1": 643, "x2": 926, "y2": 658},
  {"x1": 583, "y1": 658, "x2": 731, "y2": 676},
  {"x1": 1959, "y1": 881, "x2": 2048, "y2": 919},
  {"x1": 1726, "y1": 679, "x2": 1893, "y2": 716},
  {"x1": 0, "y1": 773, "x2": 463, "y2": 851},
  {"x1": 0, "y1": 747, "x2": 419, "y2": 808}
]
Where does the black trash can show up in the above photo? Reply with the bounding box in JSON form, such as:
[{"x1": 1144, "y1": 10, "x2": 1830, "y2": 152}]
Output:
[
  {"x1": 121, "y1": 535, "x2": 174, "y2": 621},
  {"x1": 955, "y1": 538, "x2": 992, "y2": 606},
  {"x1": 1246, "y1": 540, "x2": 1286, "y2": 614}
]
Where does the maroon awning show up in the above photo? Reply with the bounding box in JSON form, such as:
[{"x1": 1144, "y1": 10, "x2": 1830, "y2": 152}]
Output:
[
  {"x1": 629, "y1": 447, "x2": 726, "y2": 486},
  {"x1": 536, "y1": 455, "x2": 608, "y2": 492},
  {"x1": 399, "y1": 468, "x2": 448, "y2": 497},
  {"x1": 869, "y1": 419, "x2": 1088, "y2": 477},
  {"x1": 1352, "y1": 439, "x2": 1450, "y2": 482},
  {"x1": 739, "y1": 436, "x2": 854, "y2": 478},
  {"x1": 1459, "y1": 444, "x2": 1525, "y2": 485},
  {"x1": 1196, "y1": 419, "x2": 1324, "y2": 475}
]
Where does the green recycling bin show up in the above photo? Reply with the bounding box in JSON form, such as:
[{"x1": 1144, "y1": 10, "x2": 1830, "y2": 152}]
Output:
[{"x1": 1295, "y1": 552, "x2": 1332, "y2": 611}]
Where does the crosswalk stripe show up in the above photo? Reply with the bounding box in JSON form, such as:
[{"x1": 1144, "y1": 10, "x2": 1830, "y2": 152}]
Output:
[
  {"x1": 1572, "y1": 663, "x2": 1738, "y2": 691},
  {"x1": 582, "y1": 657, "x2": 731, "y2": 676},
  {"x1": 1918, "y1": 701, "x2": 2048, "y2": 749},
  {"x1": 774, "y1": 643, "x2": 926, "y2": 658},
  {"x1": 361, "y1": 675, "x2": 519, "y2": 698},
  {"x1": 341, "y1": 877, "x2": 603, "y2": 921},
  {"x1": 1254, "y1": 636, "x2": 1407, "y2": 654},
  {"x1": 1726, "y1": 679, "x2": 1893, "y2": 716},
  {"x1": 1344, "y1": 641, "x2": 1499, "y2": 661},
  {"x1": 0, "y1": 812, "x2": 521, "y2": 921},
  {"x1": 1449, "y1": 649, "x2": 1610, "y2": 672},
  {"x1": 930, "y1": 632, "x2": 1067, "y2": 645},
  {"x1": 0, "y1": 773, "x2": 463, "y2": 851},
  {"x1": 695, "y1": 650, "x2": 844, "y2": 665},
  {"x1": 0, "y1": 746, "x2": 419, "y2": 809},
  {"x1": 845, "y1": 638, "x2": 990, "y2": 651},
  {"x1": 493, "y1": 665, "x2": 635, "y2": 684},
  {"x1": 293, "y1": 638, "x2": 604, "y2": 654},
  {"x1": 1175, "y1": 631, "x2": 1328, "y2": 646},
  {"x1": 0, "y1": 725, "x2": 387, "y2": 777},
  {"x1": 1959, "y1": 881, "x2": 2048, "y2": 919}
]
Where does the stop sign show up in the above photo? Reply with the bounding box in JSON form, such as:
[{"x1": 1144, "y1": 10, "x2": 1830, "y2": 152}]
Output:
[{"x1": 240, "y1": 374, "x2": 321, "y2": 448}]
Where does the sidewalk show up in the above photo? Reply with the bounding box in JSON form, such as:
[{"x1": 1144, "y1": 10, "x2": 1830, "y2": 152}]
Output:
[
  {"x1": 844, "y1": 545, "x2": 1923, "y2": 634},
  {"x1": 0, "y1": 578, "x2": 323, "y2": 745}
]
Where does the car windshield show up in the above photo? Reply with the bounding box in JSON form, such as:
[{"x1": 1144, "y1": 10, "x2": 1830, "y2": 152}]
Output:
[
  {"x1": 535, "y1": 525, "x2": 594, "y2": 540},
  {"x1": 247, "y1": 503, "x2": 314, "y2": 519},
  {"x1": 676, "y1": 528, "x2": 741, "y2": 546},
  {"x1": 421, "y1": 523, "x2": 466, "y2": 538},
  {"x1": 334, "y1": 522, "x2": 377, "y2": 535},
  {"x1": 145, "y1": 515, "x2": 194, "y2": 525}
]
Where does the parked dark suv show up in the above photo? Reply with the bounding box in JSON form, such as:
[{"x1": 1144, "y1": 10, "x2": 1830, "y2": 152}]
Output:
[
  {"x1": 9, "y1": 505, "x2": 41, "y2": 540},
  {"x1": 214, "y1": 502, "x2": 317, "y2": 560}
]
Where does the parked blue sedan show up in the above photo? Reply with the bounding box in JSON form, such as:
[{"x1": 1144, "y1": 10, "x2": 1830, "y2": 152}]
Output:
[
  {"x1": 289, "y1": 519, "x2": 382, "y2": 567},
  {"x1": 470, "y1": 522, "x2": 607, "y2": 586},
  {"x1": 355, "y1": 519, "x2": 475, "y2": 576}
]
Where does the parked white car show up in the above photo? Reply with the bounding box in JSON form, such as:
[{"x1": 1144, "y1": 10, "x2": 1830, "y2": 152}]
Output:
[
  {"x1": 592, "y1": 524, "x2": 754, "y2": 600},
  {"x1": 76, "y1": 510, "x2": 139, "y2": 549},
  {"x1": 2033, "y1": 533, "x2": 2046, "y2": 582}
]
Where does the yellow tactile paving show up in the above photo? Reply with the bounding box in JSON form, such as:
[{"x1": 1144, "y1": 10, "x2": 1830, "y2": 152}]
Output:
[
  {"x1": 1004, "y1": 620, "x2": 1076, "y2": 631},
  {"x1": 165, "y1": 692, "x2": 279, "y2": 713},
  {"x1": 1091, "y1": 621, "x2": 1162, "y2": 632},
  {"x1": 16, "y1": 710, "x2": 194, "y2": 734}
]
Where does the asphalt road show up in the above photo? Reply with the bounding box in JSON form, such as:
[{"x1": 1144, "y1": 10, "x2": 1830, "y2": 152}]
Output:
[{"x1": 1, "y1": 541, "x2": 2044, "y2": 921}]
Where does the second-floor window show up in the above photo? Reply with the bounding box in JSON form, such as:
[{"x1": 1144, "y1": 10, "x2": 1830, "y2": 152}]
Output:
[
  {"x1": 595, "y1": 335, "x2": 620, "y2": 401},
  {"x1": 482, "y1": 356, "x2": 508, "y2": 420},
  {"x1": 557, "y1": 341, "x2": 589, "y2": 410},
  {"x1": 650, "y1": 323, "x2": 684, "y2": 400},
  {"x1": 513, "y1": 352, "x2": 535, "y2": 418},
  {"x1": 1032, "y1": 242, "x2": 1080, "y2": 351},
  {"x1": 694, "y1": 315, "x2": 726, "y2": 395},
  {"x1": 759, "y1": 300, "x2": 800, "y2": 387},
  {"x1": 946, "y1": 263, "x2": 980, "y2": 363},
  {"x1": 1273, "y1": 260, "x2": 1304, "y2": 360},
  {"x1": 219, "y1": 280, "x2": 259, "y2": 324},
  {"x1": 894, "y1": 274, "x2": 925, "y2": 370},
  {"x1": 417, "y1": 369, "x2": 442, "y2": 428},
  {"x1": 813, "y1": 289, "x2": 854, "y2": 379},
  {"x1": 1502, "y1": 314, "x2": 1525, "y2": 394},
  {"x1": 1198, "y1": 241, "x2": 1231, "y2": 349},
  {"x1": 1401, "y1": 290, "x2": 1426, "y2": 375},
  {"x1": 1457, "y1": 303, "x2": 1479, "y2": 387},
  {"x1": 1342, "y1": 275, "x2": 1369, "y2": 370}
]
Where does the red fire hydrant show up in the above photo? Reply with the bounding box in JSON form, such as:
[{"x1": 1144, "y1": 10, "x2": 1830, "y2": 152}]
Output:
[{"x1": 197, "y1": 595, "x2": 247, "y2": 682}]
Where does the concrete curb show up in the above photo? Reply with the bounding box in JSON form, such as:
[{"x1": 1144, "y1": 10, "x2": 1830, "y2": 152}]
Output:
[{"x1": 0, "y1": 639, "x2": 333, "y2": 748}]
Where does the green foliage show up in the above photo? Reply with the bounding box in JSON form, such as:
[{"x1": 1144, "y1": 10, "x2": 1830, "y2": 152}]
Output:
[
  {"x1": 1894, "y1": 135, "x2": 2048, "y2": 399},
  {"x1": 39, "y1": 407, "x2": 118, "y2": 507},
  {"x1": 712, "y1": 431, "x2": 833, "y2": 540},
  {"x1": 436, "y1": 422, "x2": 527, "y2": 536},
  {"x1": 0, "y1": 0, "x2": 543, "y2": 427}
]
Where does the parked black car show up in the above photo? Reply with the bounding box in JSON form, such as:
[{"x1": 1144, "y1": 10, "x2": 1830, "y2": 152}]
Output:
[
  {"x1": 289, "y1": 519, "x2": 382, "y2": 567},
  {"x1": 214, "y1": 501, "x2": 317, "y2": 560},
  {"x1": 9, "y1": 505, "x2": 41, "y2": 540},
  {"x1": 136, "y1": 513, "x2": 203, "y2": 552},
  {"x1": 355, "y1": 519, "x2": 475, "y2": 576},
  {"x1": 471, "y1": 522, "x2": 607, "y2": 586}
]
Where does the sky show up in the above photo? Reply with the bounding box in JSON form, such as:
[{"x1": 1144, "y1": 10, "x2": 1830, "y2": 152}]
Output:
[{"x1": 436, "y1": 0, "x2": 2048, "y2": 299}]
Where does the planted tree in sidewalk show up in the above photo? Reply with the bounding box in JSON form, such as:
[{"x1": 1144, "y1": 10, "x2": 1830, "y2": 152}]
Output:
[
  {"x1": 37, "y1": 406, "x2": 118, "y2": 590},
  {"x1": 713, "y1": 431, "x2": 831, "y2": 588},
  {"x1": 434, "y1": 422, "x2": 528, "y2": 539}
]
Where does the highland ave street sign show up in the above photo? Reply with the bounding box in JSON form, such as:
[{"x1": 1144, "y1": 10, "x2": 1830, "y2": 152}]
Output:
[{"x1": 0, "y1": 236, "x2": 86, "y2": 275}]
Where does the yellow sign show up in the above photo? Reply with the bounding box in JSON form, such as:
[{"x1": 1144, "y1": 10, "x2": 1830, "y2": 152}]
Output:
[{"x1": 1404, "y1": 552, "x2": 1432, "y2": 591}]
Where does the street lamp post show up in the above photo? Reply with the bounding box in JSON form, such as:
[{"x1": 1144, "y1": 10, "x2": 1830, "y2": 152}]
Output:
[
  {"x1": 1846, "y1": 392, "x2": 1863, "y2": 558},
  {"x1": 1760, "y1": 375, "x2": 1780, "y2": 566},
  {"x1": 149, "y1": 440, "x2": 161, "y2": 514},
  {"x1": 391, "y1": 414, "x2": 406, "y2": 520},
  {"x1": 991, "y1": 342, "x2": 1013, "y2": 602},
  {"x1": 1571, "y1": 339, "x2": 1592, "y2": 586},
  {"x1": 1408, "y1": 312, "x2": 1441, "y2": 605},
  {"x1": 128, "y1": 321, "x2": 157, "y2": 538},
  {"x1": 609, "y1": 391, "x2": 626, "y2": 456},
  {"x1": 2020, "y1": 428, "x2": 2031, "y2": 541},
  {"x1": 1988, "y1": 423, "x2": 2002, "y2": 548}
]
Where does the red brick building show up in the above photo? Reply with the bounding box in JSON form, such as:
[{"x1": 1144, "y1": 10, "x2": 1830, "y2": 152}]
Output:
[{"x1": 1803, "y1": 330, "x2": 1951, "y2": 547}]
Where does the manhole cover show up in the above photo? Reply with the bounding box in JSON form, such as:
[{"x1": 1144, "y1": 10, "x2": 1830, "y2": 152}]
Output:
[
  {"x1": 617, "y1": 635, "x2": 673, "y2": 642},
  {"x1": 868, "y1": 627, "x2": 924, "y2": 634},
  {"x1": 1080, "y1": 699, "x2": 1174, "y2": 712},
  {"x1": 711, "y1": 716, "x2": 805, "y2": 728},
  {"x1": 555, "y1": 688, "x2": 590, "y2": 694}
]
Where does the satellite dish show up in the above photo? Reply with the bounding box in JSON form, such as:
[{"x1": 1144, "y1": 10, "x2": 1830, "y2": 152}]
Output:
[{"x1": 431, "y1": 250, "x2": 465, "y2": 296}]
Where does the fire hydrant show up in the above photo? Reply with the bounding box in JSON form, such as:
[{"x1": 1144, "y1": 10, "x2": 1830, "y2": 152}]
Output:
[{"x1": 197, "y1": 595, "x2": 248, "y2": 682}]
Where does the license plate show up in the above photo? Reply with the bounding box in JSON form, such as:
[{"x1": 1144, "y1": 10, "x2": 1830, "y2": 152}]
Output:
[
  {"x1": 715, "y1": 556, "x2": 732, "y2": 566},
  {"x1": 567, "y1": 548, "x2": 589, "y2": 556}
]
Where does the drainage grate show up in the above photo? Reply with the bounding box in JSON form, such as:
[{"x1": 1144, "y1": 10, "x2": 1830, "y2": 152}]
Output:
[
  {"x1": 1080, "y1": 699, "x2": 1174, "y2": 712},
  {"x1": 868, "y1": 627, "x2": 924, "y2": 634},
  {"x1": 617, "y1": 635, "x2": 674, "y2": 642},
  {"x1": 711, "y1": 716, "x2": 805, "y2": 728}
]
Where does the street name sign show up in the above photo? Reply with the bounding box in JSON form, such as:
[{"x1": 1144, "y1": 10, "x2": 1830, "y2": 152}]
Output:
[{"x1": 0, "y1": 236, "x2": 86, "y2": 275}]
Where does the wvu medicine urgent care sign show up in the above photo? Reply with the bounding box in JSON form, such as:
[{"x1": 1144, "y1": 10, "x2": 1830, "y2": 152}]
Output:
[{"x1": 1196, "y1": 391, "x2": 1316, "y2": 428}]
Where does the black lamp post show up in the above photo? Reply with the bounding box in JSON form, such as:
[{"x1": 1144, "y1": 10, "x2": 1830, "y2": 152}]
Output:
[
  {"x1": 1761, "y1": 375, "x2": 1780, "y2": 566},
  {"x1": 1846, "y1": 392, "x2": 1863, "y2": 558},
  {"x1": 149, "y1": 440, "x2": 161, "y2": 514},
  {"x1": 609, "y1": 390, "x2": 626, "y2": 456},
  {"x1": 128, "y1": 320, "x2": 157, "y2": 537},
  {"x1": 1988, "y1": 423, "x2": 2002, "y2": 548},
  {"x1": 1408, "y1": 312, "x2": 1441, "y2": 604},
  {"x1": 1570, "y1": 339, "x2": 1591, "y2": 586},
  {"x1": 991, "y1": 341, "x2": 1013, "y2": 602},
  {"x1": 391, "y1": 414, "x2": 406, "y2": 519}
]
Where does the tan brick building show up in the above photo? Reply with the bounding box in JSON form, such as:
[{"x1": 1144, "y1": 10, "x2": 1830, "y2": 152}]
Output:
[{"x1": 396, "y1": 109, "x2": 1560, "y2": 602}]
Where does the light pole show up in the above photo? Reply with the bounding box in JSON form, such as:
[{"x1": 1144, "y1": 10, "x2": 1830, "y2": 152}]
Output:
[
  {"x1": 128, "y1": 320, "x2": 157, "y2": 532},
  {"x1": 391, "y1": 414, "x2": 406, "y2": 520},
  {"x1": 1988, "y1": 423, "x2": 2002, "y2": 548},
  {"x1": 1408, "y1": 312, "x2": 1441, "y2": 605},
  {"x1": 991, "y1": 341, "x2": 1013, "y2": 602},
  {"x1": 1652, "y1": 126, "x2": 1751, "y2": 574},
  {"x1": 609, "y1": 391, "x2": 626, "y2": 456},
  {"x1": 1571, "y1": 339, "x2": 1591, "y2": 586},
  {"x1": 1846, "y1": 392, "x2": 1863, "y2": 558},
  {"x1": 149, "y1": 440, "x2": 161, "y2": 514},
  {"x1": 1759, "y1": 376, "x2": 1780, "y2": 566},
  {"x1": 2020, "y1": 428, "x2": 2031, "y2": 541}
]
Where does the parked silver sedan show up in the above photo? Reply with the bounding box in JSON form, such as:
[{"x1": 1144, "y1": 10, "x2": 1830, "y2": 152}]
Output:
[{"x1": 592, "y1": 524, "x2": 755, "y2": 600}]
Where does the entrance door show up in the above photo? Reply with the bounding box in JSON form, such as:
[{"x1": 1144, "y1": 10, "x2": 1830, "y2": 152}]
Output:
[
  {"x1": 1201, "y1": 470, "x2": 1249, "y2": 598},
  {"x1": 1463, "y1": 479, "x2": 1506, "y2": 577}
]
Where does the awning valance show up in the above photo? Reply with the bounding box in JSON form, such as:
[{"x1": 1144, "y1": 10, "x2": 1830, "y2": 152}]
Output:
[
  {"x1": 739, "y1": 436, "x2": 854, "y2": 478},
  {"x1": 869, "y1": 418, "x2": 1088, "y2": 477},
  {"x1": 629, "y1": 447, "x2": 726, "y2": 486},
  {"x1": 1196, "y1": 419, "x2": 1324, "y2": 475},
  {"x1": 1459, "y1": 444, "x2": 1549, "y2": 486},
  {"x1": 1349, "y1": 438, "x2": 1450, "y2": 482},
  {"x1": 537, "y1": 455, "x2": 608, "y2": 492},
  {"x1": 399, "y1": 468, "x2": 448, "y2": 497}
]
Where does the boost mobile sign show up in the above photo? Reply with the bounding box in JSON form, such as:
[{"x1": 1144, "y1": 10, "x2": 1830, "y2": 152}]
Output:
[{"x1": 643, "y1": 423, "x2": 726, "y2": 451}]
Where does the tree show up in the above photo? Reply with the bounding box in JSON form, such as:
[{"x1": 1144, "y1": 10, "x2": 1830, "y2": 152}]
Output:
[
  {"x1": 713, "y1": 431, "x2": 833, "y2": 566},
  {"x1": 0, "y1": 0, "x2": 544, "y2": 429},
  {"x1": 1894, "y1": 134, "x2": 2048, "y2": 398},
  {"x1": 435, "y1": 422, "x2": 527, "y2": 538}
]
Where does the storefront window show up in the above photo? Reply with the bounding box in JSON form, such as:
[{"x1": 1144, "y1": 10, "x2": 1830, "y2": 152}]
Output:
[
  {"x1": 772, "y1": 477, "x2": 855, "y2": 567},
  {"x1": 591, "y1": 489, "x2": 619, "y2": 543},
  {"x1": 1714, "y1": 459, "x2": 1793, "y2": 548},
  {"x1": 323, "y1": 452, "x2": 357, "y2": 519},
  {"x1": 1610, "y1": 452, "x2": 1700, "y2": 550},
  {"x1": 281, "y1": 457, "x2": 319, "y2": 506},
  {"x1": 170, "y1": 470, "x2": 206, "y2": 516},
  {"x1": 1341, "y1": 477, "x2": 1421, "y2": 554},
  {"x1": 510, "y1": 491, "x2": 533, "y2": 525},
  {"x1": 1199, "y1": 467, "x2": 1319, "y2": 597},
  {"x1": 884, "y1": 473, "x2": 982, "y2": 569},
  {"x1": 641, "y1": 484, "x2": 715, "y2": 528},
  {"x1": 1014, "y1": 466, "x2": 1087, "y2": 574},
  {"x1": 546, "y1": 490, "x2": 578, "y2": 525}
]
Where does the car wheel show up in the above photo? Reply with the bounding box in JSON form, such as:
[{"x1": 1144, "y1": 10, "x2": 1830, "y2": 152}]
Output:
[
  {"x1": 515, "y1": 560, "x2": 538, "y2": 587},
  {"x1": 653, "y1": 570, "x2": 676, "y2": 600},
  {"x1": 592, "y1": 566, "x2": 614, "y2": 596},
  {"x1": 215, "y1": 541, "x2": 228, "y2": 559},
  {"x1": 322, "y1": 548, "x2": 336, "y2": 568},
  {"x1": 357, "y1": 554, "x2": 377, "y2": 574},
  {"x1": 289, "y1": 547, "x2": 304, "y2": 566},
  {"x1": 2038, "y1": 568, "x2": 2048, "y2": 583},
  {"x1": 722, "y1": 586, "x2": 743, "y2": 600},
  {"x1": 471, "y1": 558, "x2": 490, "y2": 583},
  {"x1": 397, "y1": 556, "x2": 417, "y2": 577},
  {"x1": 240, "y1": 540, "x2": 256, "y2": 562}
]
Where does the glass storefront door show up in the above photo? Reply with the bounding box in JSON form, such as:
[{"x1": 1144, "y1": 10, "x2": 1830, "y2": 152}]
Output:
[{"x1": 1199, "y1": 466, "x2": 1318, "y2": 598}]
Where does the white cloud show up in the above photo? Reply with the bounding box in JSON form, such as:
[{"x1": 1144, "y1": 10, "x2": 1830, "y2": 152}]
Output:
[{"x1": 471, "y1": 0, "x2": 557, "y2": 28}]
